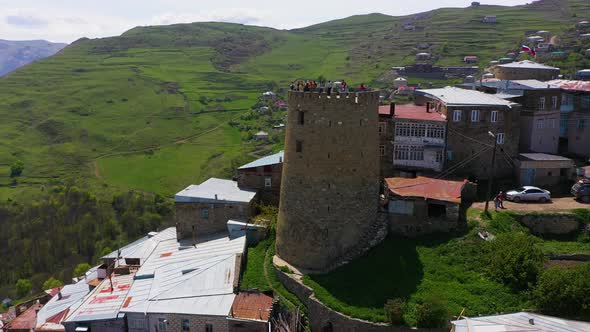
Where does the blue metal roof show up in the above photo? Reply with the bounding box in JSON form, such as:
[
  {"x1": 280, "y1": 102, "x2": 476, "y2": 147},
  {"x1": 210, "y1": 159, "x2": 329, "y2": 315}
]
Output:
[{"x1": 238, "y1": 151, "x2": 284, "y2": 170}]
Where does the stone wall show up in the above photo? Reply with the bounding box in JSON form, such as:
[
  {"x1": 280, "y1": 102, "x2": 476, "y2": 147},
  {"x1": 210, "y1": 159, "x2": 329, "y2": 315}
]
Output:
[
  {"x1": 146, "y1": 313, "x2": 227, "y2": 332},
  {"x1": 516, "y1": 213, "x2": 581, "y2": 235},
  {"x1": 237, "y1": 164, "x2": 282, "y2": 206},
  {"x1": 491, "y1": 66, "x2": 560, "y2": 81},
  {"x1": 274, "y1": 266, "x2": 446, "y2": 332},
  {"x1": 175, "y1": 200, "x2": 255, "y2": 240},
  {"x1": 64, "y1": 318, "x2": 127, "y2": 332},
  {"x1": 277, "y1": 91, "x2": 381, "y2": 271},
  {"x1": 388, "y1": 200, "x2": 465, "y2": 237}
]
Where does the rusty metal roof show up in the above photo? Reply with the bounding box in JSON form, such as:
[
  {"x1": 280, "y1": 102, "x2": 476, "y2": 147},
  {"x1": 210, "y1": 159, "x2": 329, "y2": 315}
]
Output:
[
  {"x1": 385, "y1": 176, "x2": 466, "y2": 203},
  {"x1": 230, "y1": 292, "x2": 273, "y2": 322},
  {"x1": 382, "y1": 104, "x2": 446, "y2": 122},
  {"x1": 547, "y1": 79, "x2": 590, "y2": 92},
  {"x1": 7, "y1": 303, "x2": 43, "y2": 330}
]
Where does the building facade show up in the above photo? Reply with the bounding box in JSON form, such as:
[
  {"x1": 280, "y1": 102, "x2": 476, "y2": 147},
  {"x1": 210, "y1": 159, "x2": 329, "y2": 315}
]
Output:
[
  {"x1": 491, "y1": 60, "x2": 560, "y2": 81},
  {"x1": 175, "y1": 178, "x2": 257, "y2": 240},
  {"x1": 236, "y1": 151, "x2": 283, "y2": 205},
  {"x1": 416, "y1": 87, "x2": 520, "y2": 179},
  {"x1": 276, "y1": 91, "x2": 381, "y2": 272}
]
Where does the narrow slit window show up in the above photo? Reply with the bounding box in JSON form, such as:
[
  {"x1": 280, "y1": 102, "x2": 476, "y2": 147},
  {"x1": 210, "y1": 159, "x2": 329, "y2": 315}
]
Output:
[
  {"x1": 296, "y1": 140, "x2": 303, "y2": 152},
  {"x1": 297, "y1": 111, "x2": 305, "y2": 125}
]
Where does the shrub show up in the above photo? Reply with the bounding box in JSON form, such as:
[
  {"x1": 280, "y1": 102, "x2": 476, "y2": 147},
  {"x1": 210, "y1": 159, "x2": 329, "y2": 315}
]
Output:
[
  {"x1": 10, "y1": 160, "x2": 24, "y2": 177},
  {"x1": 534, "y1": 263, "x2": 590, "y2": 317},
  {"x1": 42, "y1": 277, "x2": 64, "y2": 291},
  {"x1": 16, "y1": 279, "x2": 32, "y2": 298},
  {"x1": 384, "y1": 298, "x2": 406, "y2": 326},
  {"x1": 486, "y1": 233, "x2": 544, "y2": 291},
  {"x1": 488, "y1": 212, "x2": 528, "y2": 234},
  {"x1": 415, "y1": 296, "x2": 448, "y2": 328},
  {"x1": 73, "y1": 263, "x2": 92, "y2": 277}
]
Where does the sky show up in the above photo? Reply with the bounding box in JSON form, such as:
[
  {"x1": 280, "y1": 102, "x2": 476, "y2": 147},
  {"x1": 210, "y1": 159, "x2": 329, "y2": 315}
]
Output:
[{"x1": 0, "y1": 0, "x2": 531, "y2": 43}]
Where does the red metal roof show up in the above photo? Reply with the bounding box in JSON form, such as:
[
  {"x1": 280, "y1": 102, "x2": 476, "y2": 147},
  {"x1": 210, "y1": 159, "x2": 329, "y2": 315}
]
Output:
[
  {"x1": 385, "y1": 176, "x2": 466, "y2": 203},
  {"x1": 379, "y1": 105, "x2": 393, "y2": 115},
  {"x1": 7, "y1": 302, "x2": 43, "y2": 330},
  {"x1": 379, "y1": 104, "x2": 446, "y2": 122},
  {"x1": 45, "y1": 287, "x2": 62, "y2": 297},
  {"x1": 547, "y1": 79, "x2": 590, "y2": 92},
  {"x1": 230, "y1": 292, "x2": 273, "y2": 322}
]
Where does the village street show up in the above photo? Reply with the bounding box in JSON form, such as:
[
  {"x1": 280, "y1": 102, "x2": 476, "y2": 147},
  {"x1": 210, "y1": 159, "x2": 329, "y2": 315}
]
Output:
[{"x1": 472, "y1": 196, "x2": 589, "y2": 212}]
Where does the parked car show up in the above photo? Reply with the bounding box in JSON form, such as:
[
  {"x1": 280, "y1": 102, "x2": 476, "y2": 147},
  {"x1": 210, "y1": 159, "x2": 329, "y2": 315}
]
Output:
[
  {"x1": 506, "y1": 186, "x2": 551, "y2": 203},
  {"x1": 571, "y1": 178, "x2": 590, "y2": 203}
]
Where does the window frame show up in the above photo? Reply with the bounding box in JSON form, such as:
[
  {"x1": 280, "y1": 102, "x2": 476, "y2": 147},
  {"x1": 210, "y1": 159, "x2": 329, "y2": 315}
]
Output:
[
  {"x1": 496, "y1": 133, "x2": 505, "y2": 145},
  {"x1": 539, "y1": 97, "x2": 546, "y2": 110},
  {"x1": 264, "y1": 177, "x2": 272, "y2": 188},
  {"x1": 201, "y1": 208, "x2": 209, "y2": 219},
  {"x1": 452, "y1": 110, "x2": 462, "y2": 122},
  {"x1": 490, "y1": 110, "x2": 499, "y2": 123},
  {"x1": 182, "y1": 319, "x2": 190, "y2": 332},
  {"x1": 551, "y1": 96, "x2": 558, "y2": 109},
  {"x1": 471, "y1": 110, "x2": 480, "y2": 123}
]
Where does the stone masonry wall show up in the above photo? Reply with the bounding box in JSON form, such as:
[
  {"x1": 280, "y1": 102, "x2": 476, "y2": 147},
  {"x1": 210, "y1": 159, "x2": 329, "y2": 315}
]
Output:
[
  {"x1": 516, "y1": 213, "x2": 581, "y2": 235},
  {"x1": 277, "y1": 91, "x2": 381, "y2": 271},
  {"x1": 175, "y1": 200, "x2": 254, "y2": 240}
]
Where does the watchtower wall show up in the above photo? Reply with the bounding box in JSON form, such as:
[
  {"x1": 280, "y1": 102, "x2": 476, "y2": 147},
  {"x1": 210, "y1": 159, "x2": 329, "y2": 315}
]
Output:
[{"x1": 276, "y1": 91, "x2": 380, "y2": 271}]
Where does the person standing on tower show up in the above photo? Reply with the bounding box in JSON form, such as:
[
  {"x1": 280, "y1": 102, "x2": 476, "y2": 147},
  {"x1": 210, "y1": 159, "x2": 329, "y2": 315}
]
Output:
[{"x1": 327, "y1": 80, "x2": 333, "y2": 94}]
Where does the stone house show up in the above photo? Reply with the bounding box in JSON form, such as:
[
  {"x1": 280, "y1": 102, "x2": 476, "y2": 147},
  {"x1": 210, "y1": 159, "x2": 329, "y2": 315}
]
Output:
[
  {"x1": 547, "y1": 79, "x2": 590, "y2": 158},
  {"x1": 175, "y1": 178, "x2": 258, "y2": 241},
  {"x1": 416, "y1": 87, "x2": 520, "y2": 180},
  {"x1": 516, "y1": 153, "x2": 575, "y2": 188},
  {"x1": 416, "y1": 52, "x2": 431, "y2": 61},
  {"x1": 482, "y1": 15, "x2": 497, "y2": 23},
  {"x1": 464, "y1": 56, "x2": 478, "y2": 64},
  {"x1": 227, "y1": 292, "x2": 274, "y2": 332},
  {"x1": 378, "y1": 103, "x2": 447, "y2": 176},
  {"x1": 253, "y1": 131, "x2": 269, "y2": 141},
  {"x1": 236, "y1": 151, "x2": 284, "y2": 205},
  {"x1": 491, "y1": 60, "x2": 560, "y2": 81},
  {"x1": 384, "y1": 176, "x2": 475, "y2": 237},
  {"x1": 464, "y1": 80, "x2": 561, "y2": 154}
]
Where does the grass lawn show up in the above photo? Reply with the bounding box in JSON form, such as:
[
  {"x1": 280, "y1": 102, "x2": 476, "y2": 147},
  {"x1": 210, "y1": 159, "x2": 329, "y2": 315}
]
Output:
[{"x1": 303, "y1": 232, "x2": 528, "y2": 325}]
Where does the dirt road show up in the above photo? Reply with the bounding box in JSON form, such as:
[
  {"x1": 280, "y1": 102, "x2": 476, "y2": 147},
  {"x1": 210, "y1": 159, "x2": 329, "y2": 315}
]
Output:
[{"x1": 472, "y1": 196, "x2": 589, "y2": 212}]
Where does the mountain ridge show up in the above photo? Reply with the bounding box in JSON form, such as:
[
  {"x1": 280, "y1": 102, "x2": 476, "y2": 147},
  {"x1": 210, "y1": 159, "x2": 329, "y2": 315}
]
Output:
[{"x1": 0, "y1": 39, "x2": 67, "y2": 76}]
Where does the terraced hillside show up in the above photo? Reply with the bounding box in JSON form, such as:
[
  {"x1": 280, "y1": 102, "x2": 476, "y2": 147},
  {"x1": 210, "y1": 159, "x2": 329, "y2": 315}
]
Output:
[{"x1": 1, "y1": 0, "x2": 590, "y2": 200}]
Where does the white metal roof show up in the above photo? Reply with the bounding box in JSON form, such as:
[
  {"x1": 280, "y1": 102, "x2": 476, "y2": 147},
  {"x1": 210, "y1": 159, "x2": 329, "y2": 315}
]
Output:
[
  {"x1": 36, "y1": 281, "x2": 91, "y2": 329},
  {"x1": 452, "y1": 312, "x2": 590, "y2": 332},
  {"x1": 417, "y1": 87, "x2": 514, "y2": 107},
  {"x1": 175, "y1": 178, "x2": 257, "y2": 204},
  {"x1": 101, "y1": 227, "x2": 176, "y2": 261},
  {"x1": 238, "y1": 151, "x2": 284, "y2": 170},
  {"x1": 497, "y1": 60, "x2": 559, "y2": 70}
]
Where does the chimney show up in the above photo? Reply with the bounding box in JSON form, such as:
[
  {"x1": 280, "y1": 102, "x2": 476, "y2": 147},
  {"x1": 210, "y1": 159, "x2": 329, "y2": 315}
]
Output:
[
  {"x1": 389, "y1": 103, "x2": 395, "y2": 116},
  {"x1": 214, "y1": 194, "x2": 218, "y2": 200},
  {"x1": 57, "y1": 291, "x2": 62, "y2": 300},
  {"x1": 529, "y1": 318, "x2": 535, "y2": 325},
  {"x1": 279, "y1": 156, "x2": 283, "y2": 163},
  {"x1": 426, "y1": 103, "x2": 431, "y2": 113}
]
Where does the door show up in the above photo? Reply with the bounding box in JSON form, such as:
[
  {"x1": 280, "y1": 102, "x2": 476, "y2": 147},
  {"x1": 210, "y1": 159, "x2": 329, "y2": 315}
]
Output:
[{"x1": 523, "y1": 168, "x2": 535, "y2": 186}]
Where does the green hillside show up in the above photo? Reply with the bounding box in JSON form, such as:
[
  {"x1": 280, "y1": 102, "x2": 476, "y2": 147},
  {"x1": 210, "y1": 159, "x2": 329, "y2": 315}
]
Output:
[{"x1": 2, "y1": 0, "x2": 590, "y2": 200}]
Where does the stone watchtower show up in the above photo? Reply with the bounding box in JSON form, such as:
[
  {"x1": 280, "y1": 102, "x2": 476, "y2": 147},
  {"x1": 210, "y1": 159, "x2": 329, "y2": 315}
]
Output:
[{"x1": 276, "y1": 90, "x2": 381, "y2": 272}]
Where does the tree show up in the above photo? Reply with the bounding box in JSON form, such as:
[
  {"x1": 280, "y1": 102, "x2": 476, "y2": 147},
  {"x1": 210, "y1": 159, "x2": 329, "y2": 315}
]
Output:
[
  {"x1": 16, "y1": 279, "x2": 32, "y2": 298},
  {"x1": 73, "y1": 263, "x2": 92, "y2": 277},
  {"x1": 384, "y1": 298, "x2": 406, "y2": 326},
  {"x1": 486, "y1": 232, "x2": 545, "y2": 291},
  {"x1": 10, "y1": 160, "x2": 24, "y2": 177},
  {"x1": 42, "y1": 277, "x2": 64, "y2": 291},
  {"x1": 415, "y1": 296, "x2": 448, "y2": 328},
  {"x1": 534, "y1": 263, "x2": 590, "y2": 317}
]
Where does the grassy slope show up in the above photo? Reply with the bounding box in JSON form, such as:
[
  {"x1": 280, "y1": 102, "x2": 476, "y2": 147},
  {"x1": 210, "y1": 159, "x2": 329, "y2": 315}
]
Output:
[{"x1": 2, "y1": 0, "x2": 590, "y2": 199}]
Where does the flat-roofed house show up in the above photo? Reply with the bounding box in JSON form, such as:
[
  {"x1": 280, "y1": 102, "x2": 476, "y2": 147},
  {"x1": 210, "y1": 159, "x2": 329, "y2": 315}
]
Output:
[
  {"x1": 175, "y1": 178, "x2": 257, "y2": 241},
  {"x1": 236, "y1": 151, "x2": 284, "y2": 205},
  {"x1": 492, "y1": 60, "x2": 560, "y2": 81}
]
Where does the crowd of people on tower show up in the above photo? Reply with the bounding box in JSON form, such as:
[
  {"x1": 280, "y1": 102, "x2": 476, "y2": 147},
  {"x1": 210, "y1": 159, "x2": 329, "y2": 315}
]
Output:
[{"x1": 289, "y1": 79, "x2": 368, "y2": 93}]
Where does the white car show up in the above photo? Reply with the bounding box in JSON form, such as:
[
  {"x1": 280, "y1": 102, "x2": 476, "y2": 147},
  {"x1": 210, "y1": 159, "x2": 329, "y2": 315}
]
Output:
[{"x1": 506, "y1": 186, "x2": 551, "y2": 203}]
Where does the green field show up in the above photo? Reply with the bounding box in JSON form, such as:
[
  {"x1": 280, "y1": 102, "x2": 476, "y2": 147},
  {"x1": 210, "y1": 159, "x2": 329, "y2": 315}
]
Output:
[{"x1": 2, "y1": 0, "x2": 590, "y2": 200}]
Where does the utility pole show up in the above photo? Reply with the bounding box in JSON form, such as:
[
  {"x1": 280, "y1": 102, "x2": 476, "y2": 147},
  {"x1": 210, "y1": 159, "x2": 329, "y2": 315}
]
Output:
[{"x1": 484, "y1": 131, "x2": 498, "y2": 213}]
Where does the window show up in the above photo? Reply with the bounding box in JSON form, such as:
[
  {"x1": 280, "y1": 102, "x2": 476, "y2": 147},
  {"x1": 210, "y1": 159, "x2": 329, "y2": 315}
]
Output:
[
  {"x1": 562, "y1": 94, "x2": 573, "y2": 106},
  {"x1": 205, "y1": 324, "x2": 213, "y2": 332},
  {"x1": 182, "y1": 319, "x2": 190, "y2": 332},
  {"x1": 582, "y1": 96, "x2": 590, "y2": 109},
  {"x1": 435, "y1": 151, "x2": 443, "y2": 163},
  {"x1": 536, "y1": 119, "x2": 544, "y2": 129},
  {"x1": 158, "y1": 318, "x2": 167, "y2": 332},
  {"x1": 297, "y1": 111, "x2": 304, "y2": 125},
  {"x1": 447, "y1": 150, "x2": 453, "y2": 161},
  {"x1": 264, "y1": 177, "x2": 272, "y2": 188},
  {"x1": 551, "y1": 96, "x2": 558, "y2": 109},
  {"x1": 394, "y1": 145, "x2": 423, "y2": 161},
  {"x1": 496, "y1": 133, "x2": 505, "y2": 145},
  {"x1": 471, "y1": 110, "x2": 480, "y2": 122},
  {"x1": 453, "y1": 110, "x2": 462, "y2": 122},
  {"x1": 295, "y1": 140, "x2": 302, "y2": 152},
  {"x1": 539, "y1": 97, "x2": 545, "y2": 110},
  {"x1": 201, "y1": 208, "x2": 209, "y2": 219},
  {"x1": 428, "y1": 203, "x2": 447, "y2": 218},
  {"x1": 378, "y1": 122, "x2": 386, "y2": 135},
  {"x1": 490, "y1": 111, "x2": 499, "y2": 123},
  {"x1": 426, "y1": 124, "x2": 445, "y2": 139},
  {"x1": 379, "y1": 145, "x2": 385, "y2": 157},
  {"x1": 578, "y1": 119, "x2": 586, "y2": 129}
]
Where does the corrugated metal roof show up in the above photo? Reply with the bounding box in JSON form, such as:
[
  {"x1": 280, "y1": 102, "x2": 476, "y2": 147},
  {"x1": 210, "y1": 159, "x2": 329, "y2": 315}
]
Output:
[
  {"x1": 383, "y1": 104, "x2": 446, "y2": 122},
  {"x1": 101, "y1": 227, "x2": 176, "y2": 260},
  {"x1": 8, "y1": 303, "x2": 43, "y2": 330},
  {"x1": 238, "y1": 151, "x2": 284, "y2": 170},
  {"x1": 64, "y1": 272, "x2": 135, "y2": 323},
  {"x1": 36, "y1": 281, "x2": 90, "y2": 329},
  {"x1": 121, "y1": 232, "x2": 246, "y2": 317},
  {"x1": 519, "y1": 153, "x2": 573, "y2": 162},
  {"x1": 452, "y1": 312, "x2": 590, "y2": 332},
  {"x1": 385, "y1": 176, "x2": 467, "y2": 203},
  {"x1": 548, "y1": 79, "x2": 590, "y2": 92},
  {"x1": 230, "y1": 292, "x2": 274, "y2": 322},
  {"x1": 417, "y1": 87, "x2": 514, "y2": 107},
  {"x1": 175, "y1": 178, "x2": 257, "y2": 204},
  {"x1": 497, "y1": 60, "x2": 559, "y2": 70}
]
